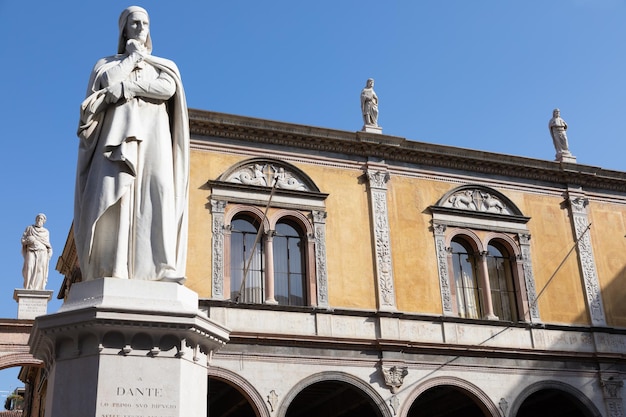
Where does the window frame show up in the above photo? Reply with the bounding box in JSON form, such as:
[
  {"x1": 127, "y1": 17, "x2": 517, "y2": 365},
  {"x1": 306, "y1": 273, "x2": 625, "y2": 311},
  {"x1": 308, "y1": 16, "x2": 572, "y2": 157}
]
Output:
[
  {"x1": 431, "y1": 185, "x2": 539, "y2": 323},
  {"x1": 208, "y1": 158, "x2": 329, "y2": 308}
]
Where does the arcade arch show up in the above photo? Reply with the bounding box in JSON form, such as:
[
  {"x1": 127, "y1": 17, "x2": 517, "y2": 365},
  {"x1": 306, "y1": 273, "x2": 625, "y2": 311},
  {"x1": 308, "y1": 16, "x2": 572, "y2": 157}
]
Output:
[
  {"x1": 402, "y1": 376, "x2": 499, "y2": 417},
  {"x1": 278, "y1": 372, "x2": 391, "y2": 417},
  {"x1": 510, "y1": 380, "x2": 601, "y2": 417}
]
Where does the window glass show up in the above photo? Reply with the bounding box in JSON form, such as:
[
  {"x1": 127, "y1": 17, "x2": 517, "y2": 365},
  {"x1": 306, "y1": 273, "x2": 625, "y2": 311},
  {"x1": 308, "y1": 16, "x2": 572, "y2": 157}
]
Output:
[
  {"x1": 451, "y1": 239, "x2": 481, "y2": 319},
  {"x1": 231, "y1": 217, "x2": 264, "y2": 303},
  {"x1": 274, "y1": 221, "x2": 305, "y2": 306},
  {"x1": 487, "y1": 242, "x2": 518, "y2": 321}
]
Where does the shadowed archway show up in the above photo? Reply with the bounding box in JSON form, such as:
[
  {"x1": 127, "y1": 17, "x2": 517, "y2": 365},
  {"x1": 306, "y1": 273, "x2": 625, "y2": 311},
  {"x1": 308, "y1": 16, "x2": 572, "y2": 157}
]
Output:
[
  {"x1": 285, "y1": 380, "x2": 383, "y2": 417},
  {"x1": 515, "y1": 388, "x2": 599, "y2": 417},
  {"x1": 407, "y1": 385, "x2": 490, "y2": 417}
]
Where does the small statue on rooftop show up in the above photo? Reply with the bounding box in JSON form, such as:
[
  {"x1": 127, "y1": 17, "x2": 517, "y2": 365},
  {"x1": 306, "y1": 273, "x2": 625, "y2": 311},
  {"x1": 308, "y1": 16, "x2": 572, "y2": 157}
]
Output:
[
  {"x1": 361, "y1": 78, "x2": 379, "y2": 128},
  {"x1": 21, "y1": 213, "x2": 52, "y2": 290},
  {"x1": 549, "y1": 108, "x2": 574, "y2": 161}
]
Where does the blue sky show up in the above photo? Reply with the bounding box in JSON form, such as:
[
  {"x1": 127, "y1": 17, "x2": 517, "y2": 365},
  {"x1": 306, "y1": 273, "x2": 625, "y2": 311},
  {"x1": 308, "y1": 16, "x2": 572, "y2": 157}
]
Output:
[{"x1": 1, "y1": 0, "x2": 625, "y2": 400}]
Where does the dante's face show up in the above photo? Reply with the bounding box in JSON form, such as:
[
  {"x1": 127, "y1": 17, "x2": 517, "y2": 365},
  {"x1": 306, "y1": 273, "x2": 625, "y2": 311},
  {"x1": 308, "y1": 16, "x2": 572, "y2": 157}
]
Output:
[
  {"x1": 35, "y1": 216, "x2": 45, "y2": 227},
  {"x1": 125, "y1": 11, "x2": 150, "y2": 44}
]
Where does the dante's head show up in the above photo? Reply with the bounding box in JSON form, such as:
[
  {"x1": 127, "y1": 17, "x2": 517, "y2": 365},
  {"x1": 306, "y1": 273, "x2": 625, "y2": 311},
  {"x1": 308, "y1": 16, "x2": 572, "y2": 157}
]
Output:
[{"x1": 117, "y1": 6, "x2": 153, "y2": 54}]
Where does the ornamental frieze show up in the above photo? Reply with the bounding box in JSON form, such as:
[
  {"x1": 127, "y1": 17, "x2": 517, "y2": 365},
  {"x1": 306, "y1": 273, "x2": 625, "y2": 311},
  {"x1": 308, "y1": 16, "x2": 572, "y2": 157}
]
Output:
[
  {"x1": 225, "y1": 163, "x2": 308, "y2": 191},
  {"x1": 442, "y1": 188, "x2": 513, "y2": 214}
]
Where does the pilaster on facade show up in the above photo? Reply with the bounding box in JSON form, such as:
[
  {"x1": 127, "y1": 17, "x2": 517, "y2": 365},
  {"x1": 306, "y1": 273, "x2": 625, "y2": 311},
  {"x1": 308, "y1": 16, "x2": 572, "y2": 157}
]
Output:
[
  {"x1": 312, "y1": 210, "x2": 329, "y2": 308},
  {"x1": 211, "y1": 198, "x2": 228, "y2": 299},
  {"x1": 433, "y1": 223, "x2": 454, "y2": 316},
  {"x1": 365, "y1": 165, "x2": 397, "y2": 312},
  {"x1": 566, "y1": 190, "x2": 606, "y2": 326},
  {"x1": 517, "y1": 233, "x2": 541, "y2": 322}
]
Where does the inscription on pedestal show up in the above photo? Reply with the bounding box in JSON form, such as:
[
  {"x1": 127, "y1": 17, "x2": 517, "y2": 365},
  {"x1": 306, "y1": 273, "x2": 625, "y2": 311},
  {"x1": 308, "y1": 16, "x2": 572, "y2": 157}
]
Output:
[
  {"x1": 98, "y1": 386, "x2": 177, "y2": 417},
  {"x1": 13, "y1": 289, "x2": 52, "y2": 320}
]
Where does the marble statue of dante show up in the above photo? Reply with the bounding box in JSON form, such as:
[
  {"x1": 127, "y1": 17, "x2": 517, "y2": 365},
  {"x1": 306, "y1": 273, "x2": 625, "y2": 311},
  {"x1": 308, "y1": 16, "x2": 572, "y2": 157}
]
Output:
[
  {"x1": 21, "y1": 214, "x2": 52, "y2": 290},
  {"x1": 361, "y1": 78, "x2": 379, "y2": 126},
  {"x1": 75, "y1": 6, "x2": 189, "y2": 282},
  {"x1": 548, "y1": 108, "x2": 572, "y2": 158}
]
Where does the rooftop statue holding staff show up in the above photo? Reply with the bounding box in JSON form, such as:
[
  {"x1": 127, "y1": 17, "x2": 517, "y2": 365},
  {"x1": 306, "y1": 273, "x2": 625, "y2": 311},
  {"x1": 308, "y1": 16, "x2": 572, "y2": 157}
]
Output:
[{"x1": 75, "y1": 6, "x2": 189, "y2": 282}]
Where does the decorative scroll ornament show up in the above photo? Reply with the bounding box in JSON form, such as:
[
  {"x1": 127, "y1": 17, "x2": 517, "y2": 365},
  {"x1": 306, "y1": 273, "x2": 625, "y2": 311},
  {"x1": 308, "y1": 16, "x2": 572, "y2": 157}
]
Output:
[
  {"x1": 382, "y1": 366, "x2": 408, "y2": 393},
  {"x1": 225, "y1": 163, "x2": 308, "y2": 191},
  {"x1": 443, "y1": 189, "x2": 512, "y2": 214}
]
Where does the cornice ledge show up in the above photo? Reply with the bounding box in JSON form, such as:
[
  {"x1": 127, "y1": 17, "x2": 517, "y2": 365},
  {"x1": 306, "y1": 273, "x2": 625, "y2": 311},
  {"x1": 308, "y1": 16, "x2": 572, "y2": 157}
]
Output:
[{"x1": 189, "y1": 109, "x2": 626, "y2": 192}]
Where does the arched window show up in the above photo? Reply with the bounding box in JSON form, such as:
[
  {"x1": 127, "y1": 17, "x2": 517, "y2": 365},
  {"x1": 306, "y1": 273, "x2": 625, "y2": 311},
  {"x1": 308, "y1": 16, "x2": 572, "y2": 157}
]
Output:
[
  {"x1": 211, "y1": 158, "x2": 329, "y2": 307},
  {"x1": 451, "y1": 238, "x2": 482, "y2": 319},
  {"x1": 486, "y1": 242, "x2": 518, "y2": 321},
  {"x1": 230, "y1": 216, "x2": 264, "y2": 303},
  {"x1": 431, "y1": 185, "x2": 539, "y2": 322},
  {"x1": 274, "y1": 220, "x2": 306, "y2": 306}
]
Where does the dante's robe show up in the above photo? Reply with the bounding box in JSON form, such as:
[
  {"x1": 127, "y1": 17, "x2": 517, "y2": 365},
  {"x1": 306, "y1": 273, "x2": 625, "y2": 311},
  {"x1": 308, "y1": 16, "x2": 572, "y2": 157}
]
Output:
[{"x1": 75, "y1": 53, "x2": 189, "y2": 281}]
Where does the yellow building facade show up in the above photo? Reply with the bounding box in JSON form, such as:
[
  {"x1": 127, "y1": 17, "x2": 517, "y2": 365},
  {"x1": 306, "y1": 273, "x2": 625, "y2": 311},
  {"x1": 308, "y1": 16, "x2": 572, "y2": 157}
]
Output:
[{"x1": 45, "y1": 109, "x2": 626, "y2": 417}]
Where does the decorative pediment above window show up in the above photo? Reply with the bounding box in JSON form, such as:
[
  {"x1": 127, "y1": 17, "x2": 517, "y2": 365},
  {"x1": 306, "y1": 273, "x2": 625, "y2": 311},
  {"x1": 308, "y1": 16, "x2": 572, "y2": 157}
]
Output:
[
  {"x1": 208, "y1": 158, "x2": 327, "y2": 211},
  {"x1": 430, "y1": 185, "x2": 529, "y2": 232},
  {"x1": 219, "y1": 159, "x2": 319, "y2": 192},
  {"x1": 439, "y1": 187, "x2": 519, "y2": 215}
]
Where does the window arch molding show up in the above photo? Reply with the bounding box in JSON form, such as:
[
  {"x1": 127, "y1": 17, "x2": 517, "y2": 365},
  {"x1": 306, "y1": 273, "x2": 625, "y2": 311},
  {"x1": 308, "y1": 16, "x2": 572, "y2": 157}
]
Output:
[
  {"x1": 483, "y1": 232, "x2": 520, "y2": 258},
  {"x1": 431, "y1": 184, "x2": 540, "y2": 322},
  {"x1": 224, "y1": 205, "x2": 271, "y2": 231},
  {"x1": 268, "y1": 209, "x2": 313, "y2": 235},
  {"x1": 444, "y1": 228, "x2": 484, "y2": 253}
]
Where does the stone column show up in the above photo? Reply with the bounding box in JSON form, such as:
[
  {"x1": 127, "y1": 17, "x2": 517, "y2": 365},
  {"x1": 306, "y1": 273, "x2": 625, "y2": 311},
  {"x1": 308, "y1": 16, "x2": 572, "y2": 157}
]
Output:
[
  {"x1": 477, "y1": 252, "x2": 498, "y2": 320},
  {"x1": 365, "y1": 166, "x2": 397, "y2": 312},
  {"x1": 30, "y1": 279, "x2": 230, "y2": 417},
  {"x1": 264, "y1": 230, "x2": 278, "y2": 305},
  {"x1": 566, "y1": 191, "x2": 606, "y2": 326}
]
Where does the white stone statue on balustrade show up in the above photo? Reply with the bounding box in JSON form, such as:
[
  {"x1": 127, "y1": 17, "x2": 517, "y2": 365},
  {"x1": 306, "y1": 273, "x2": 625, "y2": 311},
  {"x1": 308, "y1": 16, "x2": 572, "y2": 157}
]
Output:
[
  {"x1": 549, "y1": 108, "x2": 575, "y2": 162},
  {"x1": 361, "y1": 78, "x2": 379, "y2": 130},
  {"x1": 21, "y1": 214, "x2": 52, "y2": 290}
]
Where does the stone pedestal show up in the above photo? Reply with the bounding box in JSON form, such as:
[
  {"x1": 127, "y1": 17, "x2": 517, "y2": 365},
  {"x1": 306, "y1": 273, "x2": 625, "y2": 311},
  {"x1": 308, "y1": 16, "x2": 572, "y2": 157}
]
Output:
[
  {"x1": 362, "y1": 125, "x2": 383, "y2": 134},
  {"x1": 557, "y1": 153, "x2": 577, "y2": 163},
  {"x1": 13, "y1": 288, "x2": 53, "y2": 320},
  {"x1": 29, "y1": 278, "x2": 230, "y2": 417}
]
